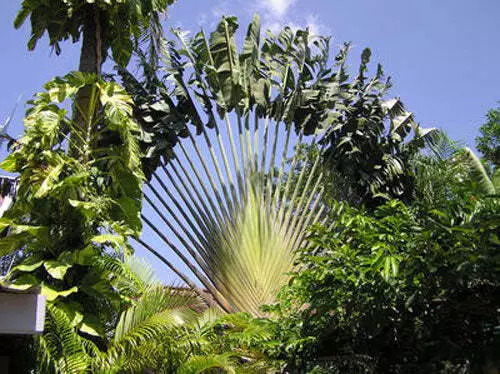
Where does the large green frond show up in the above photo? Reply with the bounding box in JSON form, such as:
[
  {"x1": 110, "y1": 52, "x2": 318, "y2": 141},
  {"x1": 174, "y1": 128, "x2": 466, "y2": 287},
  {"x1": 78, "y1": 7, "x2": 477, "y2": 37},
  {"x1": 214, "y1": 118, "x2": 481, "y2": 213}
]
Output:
[{"x1": 458, "y1": 147, "x2": 496, "y2": 195}]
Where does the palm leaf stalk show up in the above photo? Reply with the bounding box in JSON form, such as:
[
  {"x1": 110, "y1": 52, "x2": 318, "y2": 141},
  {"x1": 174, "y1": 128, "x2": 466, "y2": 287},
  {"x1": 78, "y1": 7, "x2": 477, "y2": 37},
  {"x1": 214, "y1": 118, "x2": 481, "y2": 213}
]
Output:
[{"x1": 139, "y1": 113, "x2": 325, "y2": 316}]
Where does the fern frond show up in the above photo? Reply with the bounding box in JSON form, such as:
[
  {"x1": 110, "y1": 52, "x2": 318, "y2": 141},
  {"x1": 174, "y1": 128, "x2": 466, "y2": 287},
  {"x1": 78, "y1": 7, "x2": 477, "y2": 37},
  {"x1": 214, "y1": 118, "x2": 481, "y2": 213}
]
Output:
[{"x1": 37, "y1": 304, "x2": 91, "y2": 373}]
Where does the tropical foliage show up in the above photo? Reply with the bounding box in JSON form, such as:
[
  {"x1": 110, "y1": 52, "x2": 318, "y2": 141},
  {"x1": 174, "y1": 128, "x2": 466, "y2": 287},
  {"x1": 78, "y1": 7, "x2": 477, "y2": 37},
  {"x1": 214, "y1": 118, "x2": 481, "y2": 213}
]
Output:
[
  {"x1": 3, "y1": 1, "x2": 499, "y2": 372},
  {"x1": 35, "y1": 256, "x2": 276, "y2": 373},
  {"x1": 321, "y1": 94, "x2": 437, "y2": 208},
  {"x1": 268, "y1": 133, "x2": 500, "y2": 372},
  {"x1": 0, "y1": 72, "x2": 144, "y2": 339},
  {"x1": 120, "y1": 15, "x2": 435, "y2": 318},
  {"x1": 477, "y1": 106, "x2": 500, "y2": 168}
]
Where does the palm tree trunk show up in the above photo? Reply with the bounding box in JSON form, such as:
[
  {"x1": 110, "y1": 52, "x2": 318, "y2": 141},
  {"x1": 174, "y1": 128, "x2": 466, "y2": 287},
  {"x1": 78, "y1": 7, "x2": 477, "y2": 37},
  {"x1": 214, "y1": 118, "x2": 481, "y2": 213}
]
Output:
[
  {"x1": 79, "y1": 11, "x2": 102, "y2": 75},
  {"x1": 71, "y1": 8, "x2": 104, "y2": 155}
]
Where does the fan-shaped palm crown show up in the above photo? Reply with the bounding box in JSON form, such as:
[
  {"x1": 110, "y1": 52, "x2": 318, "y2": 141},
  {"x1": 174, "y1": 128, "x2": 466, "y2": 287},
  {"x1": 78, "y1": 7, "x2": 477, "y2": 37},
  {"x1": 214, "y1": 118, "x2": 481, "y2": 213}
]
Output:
[{"x1": 123, "y1": 15, "x2": 433, "y2": 315}]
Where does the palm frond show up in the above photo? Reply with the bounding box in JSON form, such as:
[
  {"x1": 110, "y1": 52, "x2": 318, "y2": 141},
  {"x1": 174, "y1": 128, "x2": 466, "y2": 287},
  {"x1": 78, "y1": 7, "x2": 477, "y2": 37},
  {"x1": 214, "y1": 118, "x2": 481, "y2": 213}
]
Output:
[
  {"x1": 425, "y1": 130, "x2": 464, "y2": 160},
  {"x1": 456, "y1": 147, "x2": 496, "y2": 195},
  {"x1": 113, "y1": 285, "x2": 198, "y2": 343},
  {"x1": 98, "y1": 284, "x2": 202, "y2": 370},
  {"x1": 177, "y1": 353, "x2": 237, "y2": 374},
  {"x1": 36, "y1": 304, "x2": 93, "y2": 373},
  {"x1": 98, "y1": 255, "x2": 159, "y2": 297}
]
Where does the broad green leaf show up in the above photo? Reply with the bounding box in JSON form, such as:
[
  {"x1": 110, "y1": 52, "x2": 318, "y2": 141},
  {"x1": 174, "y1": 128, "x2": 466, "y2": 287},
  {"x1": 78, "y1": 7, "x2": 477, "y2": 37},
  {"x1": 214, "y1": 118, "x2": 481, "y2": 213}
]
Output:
[
  {"x1": 91, "y1": 234, "x2": 125, "y2": 249},
  {"x1": 44, "y1": 260, "x2": 72, "y2": 280},
  {"x1": 381, "y1": 256, "x2": 399, "y2": 281},
  {"x1": 35, "y1": 162, "x2": 64, "y2": 198},
  {"x1": 41, "y1": 284, "x2": 78, "y2": 302},
  {"x1": 0, "y1": 232, "x2": 31, "y2": 257},
  {"x1": 382, "y1": 257, "x2": 392, "y2": 281},
  {"x1": 6, "y1": 274, "x2": 40, "y2": 291},
  {"x1": 390, "y1": 256, "x2": 399, "y2": 277},
  {"x1": 57, "y1": 301, "x2": 84, "y2": 327},
  {"x1": 100, "y1": 82, "x2": 133, "y2": 110},
  {"x1": 116, "y1": 196, "x2": 142, "y2": 234},
  {"x1": 68, "y1": 199, "x2": 100, "y2": 216},
  {"x1": 0, "y1": 223, "x2": 49, "y2": 251},
  {"x1": 64, "y1": 71, "x2": 97, "y2": 88},
  {"x1": 111, "y1": 34, "x2": 133, "y2": 68},
  {"x1": 12, "y1": 257, "x2": 44, "y2": 273},
  {"x1": 78, "y1": 315, "x2": 104, "y2": 337},
  {"x1": 47, "y1": 81, "x2": 79, "y2": 103},
  {"x1": 0, "y1": 154, "x2": 17, "y2": 172},
  {"x1": 0, "y1": 218, "x2": 12, "y2": 232},
  {"x1": 72, "y1": 246, "x2": 99, "y2": 266}
]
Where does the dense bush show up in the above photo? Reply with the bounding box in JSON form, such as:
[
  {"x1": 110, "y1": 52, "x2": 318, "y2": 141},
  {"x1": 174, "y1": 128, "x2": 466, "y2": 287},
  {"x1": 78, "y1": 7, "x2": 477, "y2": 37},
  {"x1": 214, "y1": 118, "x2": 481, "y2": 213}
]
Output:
[{"x1": 269, "y1": 197, "x2": 500, "y2": 373}]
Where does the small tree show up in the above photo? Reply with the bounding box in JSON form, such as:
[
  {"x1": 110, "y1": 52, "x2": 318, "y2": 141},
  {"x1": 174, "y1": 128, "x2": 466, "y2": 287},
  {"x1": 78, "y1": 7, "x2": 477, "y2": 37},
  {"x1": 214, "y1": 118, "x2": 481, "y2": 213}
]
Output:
[{"x1": 15, "y1": 0, "x2": 176, "y2": 72}]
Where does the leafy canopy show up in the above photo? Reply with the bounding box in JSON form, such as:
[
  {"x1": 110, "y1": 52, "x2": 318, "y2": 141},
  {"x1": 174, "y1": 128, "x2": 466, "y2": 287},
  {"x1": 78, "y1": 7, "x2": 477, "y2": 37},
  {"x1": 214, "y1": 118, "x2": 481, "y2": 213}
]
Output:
[
  {"x1": 15, "y1": 0, "x2": 176, "y2": 66},
  {"x1": 121, "y1": 14, "x2": 357, "y2": 176},
  {"x1": 122, "y1": 14, "x2": 435, "y2": 212}
]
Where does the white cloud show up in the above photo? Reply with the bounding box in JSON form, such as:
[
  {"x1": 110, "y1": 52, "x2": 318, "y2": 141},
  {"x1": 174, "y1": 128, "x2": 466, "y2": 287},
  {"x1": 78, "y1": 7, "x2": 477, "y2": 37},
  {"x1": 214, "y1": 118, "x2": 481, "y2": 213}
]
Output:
[
  {"x1": 265, "y1": 14, "x2": 329, "y2": 38},
  {"x1": 258, "y1": 0, "x2": 296, "y2": 19},
  {"x1": 252, "y1": 1, "x2": 329, "y2": 38},
  {"x1": 204, "y1": 0, "x2": 330, "y2": 39},
  {"x1": 304, "y1": 14, "x2": 329, "y2": 36}
]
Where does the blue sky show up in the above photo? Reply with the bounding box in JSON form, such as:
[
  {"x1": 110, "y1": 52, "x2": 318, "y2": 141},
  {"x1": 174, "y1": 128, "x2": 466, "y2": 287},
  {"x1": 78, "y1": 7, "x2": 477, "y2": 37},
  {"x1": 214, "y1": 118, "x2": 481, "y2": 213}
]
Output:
[
  {"x1": 2, "y1": 0, "x2": 500, "y2": 145},
  {"x1": 1, "y1": 0, "x2": 500, "y2": 282}
]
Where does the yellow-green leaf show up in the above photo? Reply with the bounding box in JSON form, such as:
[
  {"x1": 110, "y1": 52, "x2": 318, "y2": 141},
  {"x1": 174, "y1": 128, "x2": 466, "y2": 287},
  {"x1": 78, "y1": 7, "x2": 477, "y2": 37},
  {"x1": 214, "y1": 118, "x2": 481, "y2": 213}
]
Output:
[
  {"x1": 41, "y1": 284, "x2": 78, "y2": 302},
  {"x1": 44, "y1": 260, "x2": 71, "y2": 280},
  {"x1": 91, "y1": 234, "x2": 125, "y2": 249},
  {"x1": 79, "y1": 315, "x2": 104, "y2": 337},
  {"x1": 12, "y1": 259, "x2": 44, "y2": 273},
  {"x1": 6, "y1": 274, "x2": 40, "y2": 291},
  {"x1": 0, "y1": 154, "x2": 17, "y2": 172},
  {"x1": 35, "y1": 162, "x2": 64, "y2": 198}
]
